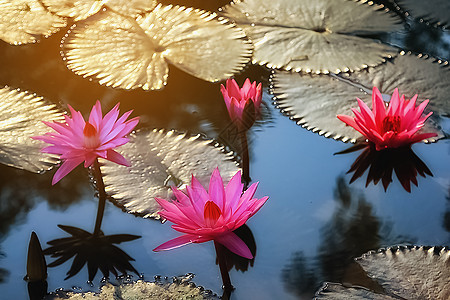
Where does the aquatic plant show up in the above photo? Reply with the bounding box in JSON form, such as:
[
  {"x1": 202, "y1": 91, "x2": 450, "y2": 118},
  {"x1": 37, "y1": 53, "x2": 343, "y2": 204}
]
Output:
[
  {"x1": 153, "y1": 168, "x2": 268, "y2": 259},
  {"x1": 33, "y1": 101, "x2": 139, "y2": 184},
  {"x1": 337, "y1": 87, "x2": 437, "y2": 150}
]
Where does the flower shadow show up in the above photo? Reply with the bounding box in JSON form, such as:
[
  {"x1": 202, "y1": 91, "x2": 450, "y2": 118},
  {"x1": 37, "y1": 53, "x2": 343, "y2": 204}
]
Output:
[
  {"x1": 337, "y1": 143, "x2": 433, "y2": 192},
  {"x1": 43, "y1": 225, "x2": 140, "y2": 282}
]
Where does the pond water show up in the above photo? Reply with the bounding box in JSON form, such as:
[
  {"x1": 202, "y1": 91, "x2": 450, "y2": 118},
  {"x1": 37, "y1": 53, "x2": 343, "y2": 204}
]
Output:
[{"x1": 0, "y1": 0, "x2": 449, "y2": 299}]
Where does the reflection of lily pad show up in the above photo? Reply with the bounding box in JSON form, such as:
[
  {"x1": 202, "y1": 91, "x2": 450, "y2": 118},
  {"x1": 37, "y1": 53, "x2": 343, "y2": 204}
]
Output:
[
  {"x1": 47, "y1": 275, "x2": 219, "y2": 299},
  {"x1": 62, "y1": 5, "x2": 252, "y2": 90},
  {"x1": 0, "y1": 86, "x2": 64, "y2": 172},
  {"x1": 397, "y1": 0, "x2": 450, "y2": 28},
  {"x1": 271, "y1": 52, "x2": 447, "y2": 143},
  {"x1": 221, "y1": 0, "x2": 401, "y2": 73},
  {"x1": 101, "y1": 129, "x2": 240, "y2": 219},
  {"x1": 0, "y1": 0, "x2": 66, "y2": 45},
  {"x1": 41, "y1": 0, "x2": 157, "y2": 21},
  {"x1": 315, "y1": 246, "x2": 450, "y2": 299}
]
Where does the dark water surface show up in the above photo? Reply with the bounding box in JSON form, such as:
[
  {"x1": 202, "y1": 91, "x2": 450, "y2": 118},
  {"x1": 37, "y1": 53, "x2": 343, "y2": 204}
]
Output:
[{"x1": 0, "y1": 1, "x2": 449, "y2": 299}]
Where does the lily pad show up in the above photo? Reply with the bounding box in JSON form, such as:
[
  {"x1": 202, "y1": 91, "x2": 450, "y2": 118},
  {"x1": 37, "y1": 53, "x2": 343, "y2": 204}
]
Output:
[
  {"x1": 315, "y1": 246, "x2": 450, "y2": 300},
  {"x1": 0, "y1": 86, "x2": 64, "y2": 172},
  {"x1": 271, "y1": 52, "x2": 447, "y2": 143},
  {"x1": 62, "y1": 5, "x2": 252, "y2": 90},
  {"x1": 0, "y1": 0, "x2": 66, "y2": 45},
  {"x1": 46, "y1": 275, "x2": 219, "y2": 299},
  {"x1": 101, "y1": 129, "x2": 240, "y2": 219},
  {"x1": 314, "y1": 282, "x2": 396, "y2": 299},
  {"x1": 397, "y1": 0, "x2": 450, "y2": 28},
  {"x1": 41, "y1": 0, "x2": 157, "y2": 21},
  {"x1": 221, "y1": 0, "x2": 402, "y2": 73}
]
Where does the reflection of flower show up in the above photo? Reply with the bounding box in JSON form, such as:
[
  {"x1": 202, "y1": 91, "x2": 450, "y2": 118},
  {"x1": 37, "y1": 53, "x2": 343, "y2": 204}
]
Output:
[
  {"x1": 337, "y1": 87, "x2": 437, "y2": 151},
  {"x1": 341, "y1": 143, "x2": 433, "y2": 192},
  {"x1": 44, "y1": 225, "x2": 140, "y2": 281},
  {"x1": 153, "y1": 168, "x2": 268, "y2": 259},
  {"x1": 221, "y1": 78, "x2": 262, "y2": 130},
  {"x1": 33, "y1": 101, "x2": 139, "y2": 184}
]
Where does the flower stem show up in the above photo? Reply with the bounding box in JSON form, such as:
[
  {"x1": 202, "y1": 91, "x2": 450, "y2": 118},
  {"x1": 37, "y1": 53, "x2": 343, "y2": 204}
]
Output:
[
  {"x1": 239, "y1": 130, "x2": 251, "y2": 187},
  {"x1": 214, "y1": 241, "x2": 233, "y2": 295},
  {"x1": 92, "y1": 159, "x2": 107, "y2": 236}
]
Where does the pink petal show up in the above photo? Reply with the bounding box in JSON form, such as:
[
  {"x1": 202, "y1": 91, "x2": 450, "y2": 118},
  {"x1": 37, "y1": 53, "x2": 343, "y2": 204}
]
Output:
[
  {"x1": 371, "y1": 87, "x2": 386, "y2": 126},
  {"x1": 387, "y1": 88, "x2": 400, "y2": 115},
  {"x1": 215, "y1": 231, "x2": 253, "y2": 259},
  {"x1": 208, "y1": 168, "x2": 225, "y2": 210},
  {"x1": 153, "y1": 235, "x2": 196, "y2": 252},
  {"x1": 225, "y1": 171, "x2": 244, "y2": 213},
  {"x1": 226, "y1": 79, "x2": 241, "y2": 100},
  {"x1": 52, "y1": 157, "x2": 84, "y2": 185},
  {"x1": 105, "y1": 149, "x2": 129, "y2": 166},
  {"x1": 88, "y1": 101, "x2": 103, "y2": 129}
]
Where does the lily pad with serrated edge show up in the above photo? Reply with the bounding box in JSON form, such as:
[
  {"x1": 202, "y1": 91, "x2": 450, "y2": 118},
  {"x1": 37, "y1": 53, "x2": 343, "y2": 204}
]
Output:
[
  {"x1": 220, "y1": 0, "x2": 402, "y2": 74},
  {"x1": 314, "y1": 246, "x2": 450, "y2": 299},
  {"x1": 61, "y1": 5, "x2": 252, "y2": 90},
  {"x1": 0, "y1": 0, "x2": 66, "y2": 45},
  {"x1": 101, "y1": 129, "x2": 240, "y2": 220},
  {"x1": 48, "y1": 275, "x2": 220, "y2": 299},
  {"x1": 396, "y1": 0, "x2": 450, "y2": 28},
  {"x1": 270, "y1": 51, "x2": 447, "y2": 143},
  {"x1": 0, "y1": 86, "x2": 64, "y2": 172},
  {"x1": 41, "y1": 0, "x2": 157, "y2": 21},
  {"x1": 356, "y1": 246, "x2": 450, "y2": 300},
  {"x1": 314, "y1": 282, "x2": 397, "y2": 299}
]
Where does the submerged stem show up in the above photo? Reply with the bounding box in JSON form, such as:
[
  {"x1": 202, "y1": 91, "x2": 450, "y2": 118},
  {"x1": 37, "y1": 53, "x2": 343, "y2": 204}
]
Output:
[
  {"x1": 214, "y1": 241, "x2": 233, "y2": 296},
  {"x1": 240, "y1": 130, "x2": 251, "y2": 188},
  {"x1": 93, "y1": 159, "x2": 107, "y2": 236}
]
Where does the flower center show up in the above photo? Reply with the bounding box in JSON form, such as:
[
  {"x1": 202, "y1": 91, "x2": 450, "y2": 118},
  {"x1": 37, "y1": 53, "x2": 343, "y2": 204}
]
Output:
[
  {"x1": 204, "y1": 201, "x2": 221, "y2": 227},
  {"x1": 83, "y1": 122, "x2": 100, "y2": 149},
  {"x1": 382, "y1": 116, "x2": 401, "y2": 133}
]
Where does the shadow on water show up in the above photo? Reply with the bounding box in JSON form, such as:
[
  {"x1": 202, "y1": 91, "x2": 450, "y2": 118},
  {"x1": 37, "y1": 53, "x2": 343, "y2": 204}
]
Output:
[{"x1": 281, "y1": 176, "x2": 415, "y2": 299}]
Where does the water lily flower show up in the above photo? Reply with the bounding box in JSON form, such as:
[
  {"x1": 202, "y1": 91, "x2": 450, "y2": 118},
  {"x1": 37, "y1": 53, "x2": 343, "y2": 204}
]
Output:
[
  {"x1": 33, "y1": 101, "x2": 139, "y2": 185},
  {"x1": 153, "y1": 168, "x2": 268, "y2": 259},
  {"x1": 337, "y1": 87, "x2": 437, "y2": 151},
  {"x1": 221, "y1": 78, "x2": 262, "y2": 130}
]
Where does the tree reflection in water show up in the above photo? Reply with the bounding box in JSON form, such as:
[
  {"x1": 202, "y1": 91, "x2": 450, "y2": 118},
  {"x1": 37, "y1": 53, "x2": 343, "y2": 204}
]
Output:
[{"x1": 282, "y1": 176, "x2": 413, "y2": 298}]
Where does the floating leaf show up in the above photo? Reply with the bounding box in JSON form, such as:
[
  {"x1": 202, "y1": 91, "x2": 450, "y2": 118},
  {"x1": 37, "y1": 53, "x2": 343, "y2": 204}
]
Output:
[
  {"x1": 0, "y1": 86, "x2": 64, "y2": 172},
  {"x1": 357, "y1": 246, "x2": 450, "y2": 300},
  {"x1": 62, "y1": 5, "x2": 252, "y2": 90},
  {"x1": 41, "y1": 0, "x2": 157, "y2": 21},
  {"x1": 48, "y1": 276, "x2": 219, "y2": 299},
  {"x1": 221, "y1": 0, "x2": 402, "y2": 73},
  {"x1": 315, "y1": 246, "x2": 450, "y2": 299},
  {"x1": 0, "y1": 0, "x2": 66, "y2": 45},
  {"x1": 101, "y1": 129, "x2": 240, "y2": 219},
  {"x1": 271, "y1": 52, "x2": 447, "y2": 143},
  {"x1": 314, "y1": 282, "x2": 396, "y2": 299},
  {"x1": 397, "y1": 0, "x2": 450, "y2": 28}
]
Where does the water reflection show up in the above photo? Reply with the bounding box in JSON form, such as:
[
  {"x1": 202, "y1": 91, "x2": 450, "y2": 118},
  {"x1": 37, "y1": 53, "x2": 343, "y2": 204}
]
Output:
[
  {"x1": 282, "y1": 251, "x2": 318, "y2": 299},
  {"x1": 215, "y1": 225, "x2": 256, "y2": 273},
  {"x1": 337, "y1": 143, "x2": 433, "y2": 192},
  {"x1": 0, "y1": 165, "x2": 89, "y2": 238},
  {"x1": 44, "y1": 225, "x2": 140, "y2": 281}
]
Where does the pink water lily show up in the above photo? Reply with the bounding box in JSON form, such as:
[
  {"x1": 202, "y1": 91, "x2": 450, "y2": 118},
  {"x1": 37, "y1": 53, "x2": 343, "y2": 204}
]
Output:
[
  {"x1": 337, "y1": 87, "x2": 437, "y2": 151},
  {"x1": 153, "y1": 168, "x2": 268, "y2": 259},
  {"x1": 221, "y1": 78, "x2": 262, "y2": 130},
  {"x1": 33, "y1": 101, "x2": 139, "y2": 185}
]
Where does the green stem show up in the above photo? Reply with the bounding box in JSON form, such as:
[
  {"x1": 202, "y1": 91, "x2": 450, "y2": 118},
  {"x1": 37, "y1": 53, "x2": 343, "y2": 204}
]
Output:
[
  {"x1": 240, "y1": 130, "x2": 251, "y2": 187},
  {"x1": 93, "y1": 159, "x2": 107, "y2": 236}
]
